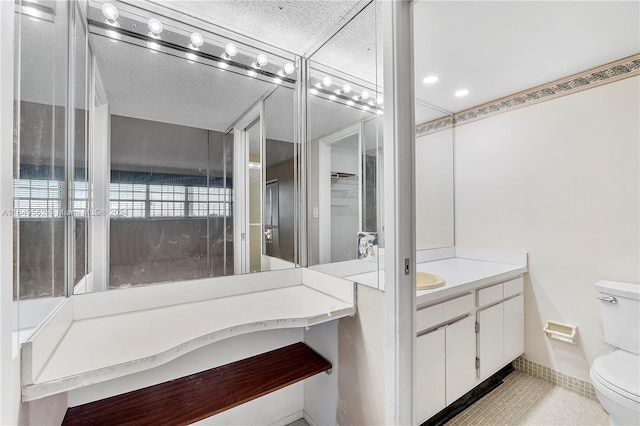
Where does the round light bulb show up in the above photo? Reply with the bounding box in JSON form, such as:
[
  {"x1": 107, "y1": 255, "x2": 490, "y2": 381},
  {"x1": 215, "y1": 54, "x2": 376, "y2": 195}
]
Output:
[
  {"x1": 190, "y1": 32, "x2": 204, "y2": 48},
  {"x1": 322, "y1": 76, "x2": 333, "y2": 88},
  {"x1": 256, "y1": 54, "x2": 268, "y2": 67},
  {"x1": 361, "y1": 90, "x2": 370, "y2": 100},
  {"x1": 283, "y1": 63, "x2": 295, "y2": 75},
  {"x1": 454, "y1": 89, "x2": 469, "y2": 97},
  {"x1": 422, "y1": 75, "x2": 438, "y2": 84},
  {"x1": 376, "y1": 95, "x2": 383, "y2": 105},
  {"x1": 225, "y1": 43, "x2": 238, "y2": 57},
  {"x1": 342, "y1": 84, "x2": 352, "y2": 94},
  {"x1": 148, "y1": 18, "x2": 163, "y2": 36},
  {"x1": 101, "y1": 3, "x2": 118, "y2": 21}
]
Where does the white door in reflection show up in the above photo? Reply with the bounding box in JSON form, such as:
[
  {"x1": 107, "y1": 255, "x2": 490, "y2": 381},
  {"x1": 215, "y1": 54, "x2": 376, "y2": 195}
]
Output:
[{"x1": 318, "y1": 123, "x2": 363, "y2": 263}]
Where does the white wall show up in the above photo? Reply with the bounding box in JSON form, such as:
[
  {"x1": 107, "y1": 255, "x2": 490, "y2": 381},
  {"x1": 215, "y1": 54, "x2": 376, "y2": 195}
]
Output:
[{"x1": 454, "y1": 76, "x2": 640, "y2": 381}]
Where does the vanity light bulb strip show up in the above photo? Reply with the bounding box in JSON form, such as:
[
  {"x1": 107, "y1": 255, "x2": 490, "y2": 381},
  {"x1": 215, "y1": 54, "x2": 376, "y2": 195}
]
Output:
[
  {"x1": 88, "y1": 14, "x2": 296, "y2": 86},
  {"x1": 310, "y1": 81, "x2": 383, "y2": 114}
]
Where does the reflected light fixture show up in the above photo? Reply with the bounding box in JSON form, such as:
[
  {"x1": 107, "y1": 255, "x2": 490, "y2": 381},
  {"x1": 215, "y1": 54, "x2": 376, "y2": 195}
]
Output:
[
  {"x1": 347, "y1": 100, "x2": 354, "y2": 106},
  {"x1": 352, "y1": 95, "x2": 359, "y2": 101},
  {"x1": 219, "y1": 61, "x2": 229, "y2": 69},
  {"x1": 368, "y1": 100, "x2": 375, "y2": 106},
  {"x1": 314, "y1": 82, "x2": 323, "y2": 89},
  {"x1": 376, "y1": 109, "x2": 383, "y2": 115},
  {"x1": 257, "y1": 54, "x2": 268, "y2": 67},
  {"x1": 361, "y1": 90, "x2": 370, "y2": 100},
  {"x1": 101, "y1": 3, "x2": 118, "y2": 23},
  {"x1": 283, "y1": 63, "x2": 295, "y2": 75},
  {"x1": 273, "y1": 77, "x2": 283, "y2": 84},
  {"x1": 322, "y1": 76, "x2": 333, "y2": 88},
  {"x1": 248, "y1": 70, "x2": 257, "y2": 78},
  {"x1": 329, "y1": 94, "x2": 337, "y2": 101},
  {"x1": 222, "y1": 43, "x2": 238, "y2": 60},
  {"x1": 189, "y1": 32, "x2": 203, "y2": 50},
  {"x1": 362, "y1": 105, "x2": 370, "y2": 111},
  {"x1": 454, "y1": 89, "x2": 469, "y2": 97},
  {"x1": 147, "y1": 41, "x2": 160, "y2": 52},
  {"x1": 148, "y1": 18, "x2": 163, "y2": 38},
  {"x1": 341, "y1": 84, "x2": 352, "y2": 94},
  {"x1": 376, "y1": 95, "x2": 383, "y2": 105},
  {"x1": 106, "y1": 28, "x2": 121, "y2": 42},
  {"x1": 186, "y1": 52, "x2": 198, "y2": 63},
  {"x1": 422, "y1": 75, "x2": 438, "y2": 84},
  {"x1": 310, "y1": 88, "x2": 318, "y2": 95}
]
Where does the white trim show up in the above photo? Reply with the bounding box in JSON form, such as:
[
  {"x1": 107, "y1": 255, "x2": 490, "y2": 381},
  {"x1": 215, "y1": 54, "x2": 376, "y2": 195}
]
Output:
[
  {"x1": 89, "y1": 57, "x2": 110, "y2": 292},
  {"x1": 233, "y1": 103, "x2": 262, "y2": 274},
  {"x1": 318, "y1": 123, "x2": 361, "y2": 264},
  {"x1": 0, "y1": 3, "x2": 15, "y2": 423},
  {"x1": 383, "y1": 1, "x2": 416, "y2": 424}
]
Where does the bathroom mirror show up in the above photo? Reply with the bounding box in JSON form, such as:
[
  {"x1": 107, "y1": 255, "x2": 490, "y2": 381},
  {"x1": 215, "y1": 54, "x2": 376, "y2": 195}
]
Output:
[
  {"x1": 72, "y1": 0, "x2": 301, "y2": 292},
  {"x1": 414, "y1": 103, "x2": 455, "y2": 250},
  {"x1": 306, "y1": 1, "x2": 384, "y2": 287}
]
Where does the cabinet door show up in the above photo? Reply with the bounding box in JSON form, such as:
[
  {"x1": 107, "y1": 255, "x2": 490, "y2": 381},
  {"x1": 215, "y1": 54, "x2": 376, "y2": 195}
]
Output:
[
  {"x1": 417, "y1": 328, "x2": 446, "y2": 424},
  {"x1": 477, "y1": 302, "x2": 504, "y2": 380},
  {"x1": 504, "y1": 294, "x2": 524, "y2": 362},
  {"x1": 445, "y1": 315, "x2": 477, "y2": 405}
]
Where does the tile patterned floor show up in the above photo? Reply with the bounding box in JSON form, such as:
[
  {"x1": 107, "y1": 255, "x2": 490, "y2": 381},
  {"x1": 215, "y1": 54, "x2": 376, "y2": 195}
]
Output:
[{"x1": 445, "y1": 371, "x2": 609, "y2": 426}]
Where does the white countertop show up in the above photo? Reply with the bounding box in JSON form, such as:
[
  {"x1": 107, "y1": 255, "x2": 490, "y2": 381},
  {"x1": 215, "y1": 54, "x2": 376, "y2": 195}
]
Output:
[
  {"x1": 22, "y1": 269, "x2": 356, "y2": 401},
  {"x1": 346, "y1": 256, "x2": 527, "y2": 306}
]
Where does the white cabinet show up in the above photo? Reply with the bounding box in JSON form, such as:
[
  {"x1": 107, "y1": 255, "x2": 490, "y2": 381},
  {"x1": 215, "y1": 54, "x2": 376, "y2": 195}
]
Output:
[
  {"x1": 504, "y1": 294, "x2": 524, "y2": 362},
  {"x1": 445, "y1": 315, "x2": 477, "y2": 404},
  {"x1": 477, "y1": 302, "x2": 504, "y2": 379},
  {"x1": 417, "y1": 328, "x2": 446, "y2": 423},
  {"x1": 476, "y1": 277, "x2": 525, "y2": 380}
]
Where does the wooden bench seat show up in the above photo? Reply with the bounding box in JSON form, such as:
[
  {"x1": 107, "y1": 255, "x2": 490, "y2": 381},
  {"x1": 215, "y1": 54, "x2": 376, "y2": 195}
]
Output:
[{"x1": 62, "y1": 342, "x2": 331, "y2": 426}]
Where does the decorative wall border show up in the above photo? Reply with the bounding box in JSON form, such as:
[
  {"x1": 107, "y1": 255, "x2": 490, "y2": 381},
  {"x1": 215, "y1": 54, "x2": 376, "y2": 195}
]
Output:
[
  {"x1": 513, "y1": 357, "x2": 598, "y2": 401},
  {"x1": 416, "y1": 53, "x2": 640, "y2": 137}
]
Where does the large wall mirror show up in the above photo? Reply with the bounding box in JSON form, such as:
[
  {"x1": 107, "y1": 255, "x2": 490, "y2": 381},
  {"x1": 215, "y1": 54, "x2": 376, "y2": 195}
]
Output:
[{"x1": 306, "y1": 1, "x2": 384, "y2": 288}]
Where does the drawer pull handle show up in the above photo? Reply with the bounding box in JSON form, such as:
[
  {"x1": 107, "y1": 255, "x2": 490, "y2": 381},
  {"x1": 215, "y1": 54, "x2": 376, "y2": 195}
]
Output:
[{"x1": 596, "y1": 296, "x2": 617, "y2": 304}]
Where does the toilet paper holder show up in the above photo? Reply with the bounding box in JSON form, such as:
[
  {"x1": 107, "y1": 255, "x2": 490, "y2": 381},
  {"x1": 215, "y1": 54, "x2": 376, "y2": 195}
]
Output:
[{"x1": 544, "y1": 320, "x2": 577, "y2": 344}]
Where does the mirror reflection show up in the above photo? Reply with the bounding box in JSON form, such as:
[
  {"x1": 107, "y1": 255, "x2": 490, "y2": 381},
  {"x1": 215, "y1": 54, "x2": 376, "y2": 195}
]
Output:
[{"x1": 81, "y1": 1, "x2": 299, "y2": 291}]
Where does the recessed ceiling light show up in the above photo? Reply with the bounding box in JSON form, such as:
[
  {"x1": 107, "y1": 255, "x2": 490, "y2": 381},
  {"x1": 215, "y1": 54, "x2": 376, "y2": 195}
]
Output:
[
  {"x1": 422, "y1": 75, "x2": 438, "y2": 84},
  {"x1": 454, "y1": 89, "x2": 469, "y2": 97}
]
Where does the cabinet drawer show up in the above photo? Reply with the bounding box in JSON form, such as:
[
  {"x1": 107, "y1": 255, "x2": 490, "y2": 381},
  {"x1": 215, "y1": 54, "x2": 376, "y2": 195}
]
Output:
[
  {"x1": 477, "y1": 283, "x2": 504, "y2": 307},
  {"x1": 417, "y1": 304, "x2": 443, "y2": 333},
  {"x1": 503, "y1": 277, "x2": 524, "y2": 299},
  {"x1": 442, "y1": 293, "x2": 474, "y2": 321}
]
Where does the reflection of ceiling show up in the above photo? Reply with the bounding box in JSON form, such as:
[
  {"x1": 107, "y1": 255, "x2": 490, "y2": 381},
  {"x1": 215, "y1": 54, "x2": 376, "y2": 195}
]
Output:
[
  {"x1": 149, "y1": 0, "x2": 362, "y2": 56},
  {"x1": 265, "y1": 86, "x2": 295, "y2": 143},
  {"x1": 413, "y1": 1, "x2": 640, "y2": 114},
  {"x1": 92, "y1": 34, "x2": 274, "y2": 132},
  {"x1": 308, "y1": 94, "x2": 376, "y2": 141}
]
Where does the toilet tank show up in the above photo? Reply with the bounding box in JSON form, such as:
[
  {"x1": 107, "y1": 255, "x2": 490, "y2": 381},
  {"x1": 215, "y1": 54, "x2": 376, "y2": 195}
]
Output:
[{"x1": 595, "y1": 280, "x2": 640, "y2": 354}]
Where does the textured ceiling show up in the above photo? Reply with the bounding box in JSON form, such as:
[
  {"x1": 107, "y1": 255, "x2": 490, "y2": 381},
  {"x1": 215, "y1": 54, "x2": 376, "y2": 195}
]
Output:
[
  {"x1": 413, "y1": 0, "x2": 640, "y2": 114},
  {"x1": 149, "y1": 0, "x2": 361, "y2": 56}
]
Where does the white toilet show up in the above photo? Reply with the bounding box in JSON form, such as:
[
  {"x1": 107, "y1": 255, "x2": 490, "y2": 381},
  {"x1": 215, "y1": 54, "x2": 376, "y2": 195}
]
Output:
[{"x1": 590, "y1": 280, "x2": 640, "y2": 426}]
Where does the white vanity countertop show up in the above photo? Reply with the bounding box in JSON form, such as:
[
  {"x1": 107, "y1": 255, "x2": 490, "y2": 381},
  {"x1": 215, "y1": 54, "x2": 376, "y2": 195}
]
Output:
[
  {"x1": 346, "y1": 253, "x2": 527, "y2": 306},
  {"x1": 22, "y1": 269, "x2": 356, "y2": 401}
]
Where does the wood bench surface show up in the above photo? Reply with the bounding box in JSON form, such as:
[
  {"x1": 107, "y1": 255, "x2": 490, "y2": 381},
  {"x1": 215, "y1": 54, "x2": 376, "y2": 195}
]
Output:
[{"x1": 62, "y1": 342, "x2": 331, "y2": 426}]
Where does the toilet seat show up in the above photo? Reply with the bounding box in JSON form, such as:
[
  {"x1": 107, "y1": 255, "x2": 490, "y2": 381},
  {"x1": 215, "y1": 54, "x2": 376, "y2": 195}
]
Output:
[{"x1": 591, "y1": 351, "x2": 640, "y2": 403}]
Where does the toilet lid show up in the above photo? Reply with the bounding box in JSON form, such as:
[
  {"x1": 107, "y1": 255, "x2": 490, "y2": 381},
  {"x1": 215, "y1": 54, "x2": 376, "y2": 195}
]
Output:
[{"x1": 592, "y1": 351, "x2": 640, "y2": 401}]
